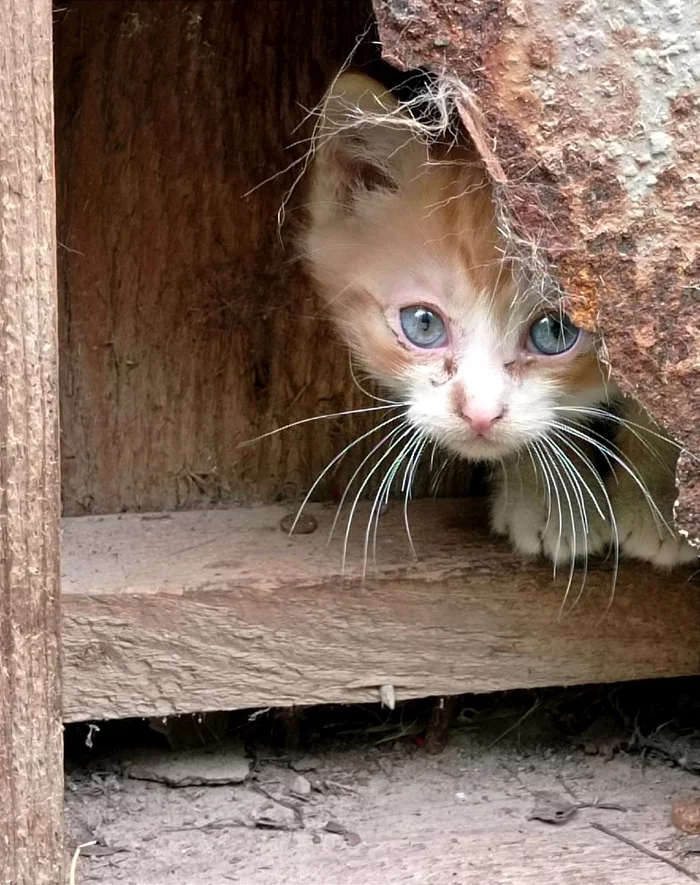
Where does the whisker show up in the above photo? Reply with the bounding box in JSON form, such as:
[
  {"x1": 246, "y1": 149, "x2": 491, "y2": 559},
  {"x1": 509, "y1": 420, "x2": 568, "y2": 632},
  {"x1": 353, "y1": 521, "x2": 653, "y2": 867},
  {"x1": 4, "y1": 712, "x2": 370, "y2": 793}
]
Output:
[
  {"x1": 528, "y1": 443, "x2": 553, "y2": 533},
  {"x1": 342, "y1": 424, "x2": 418, "y2": 577},
  {"x1": 525, "y1": 446, "x2": 540, "y2": 497},
  {"x1": 551, "y1": 420, "x2": 673, "y2": 538},
  {"x1": 347, "y1": 355, "x2": 403, "y2": 405},
  {"x1": 556, "y1": 409, "x2": 668, "y2": 473},
  {"x1": 430, "y1": 455, "x2": 453, "y2": 496},
  {"x1": 288, "y1": 413, "x2": 407, "y2": 537},
  {"x1": 499, "y1": 457, "x2": 510, "y2": 508},
  {"x1": 549, "y1": 428, "x2": 620, "y2": 606},
  {"x1": 552, "y1": 416, "x2": 616, "y2": 477},
  {"x1": 401, "y1": 434, "x2": 428, "y2": 563},
  {"x1": 547, "y1": 435, "x2": 606, "y2": 522},
  {"x1": 369, "y1": 429, "x2": 423, "y2": 567},
  {"x1": 366, "y1": 430, "x2": 425, "y2": 578},
  {"x1": 428, "y1": 439, "x2": 440, "y2": 474},
  {"x1": 327, "y1": 420, "x2": 409, "y2": 545},
  {"x1": 538, "y1": 438, "x2": 579, "y2": 613},
  {"x1": 554, "y1": 405, "x2": 699, "y2": 462},
  {"x1": 368, "y1": 437, "x2": 413, "y2": 569},
  {"x1": 532, "y1": 440, "x2": 563, "y2": 572},
  {"x1": 240, "y1": 403, "x2": 405, "y2": 446},
  {"x1": 548, "y1": 431, "x2": 613, "y2": 524},
  {"x1": 542, "y1": 435, "x2": 600, "y2": 613}
]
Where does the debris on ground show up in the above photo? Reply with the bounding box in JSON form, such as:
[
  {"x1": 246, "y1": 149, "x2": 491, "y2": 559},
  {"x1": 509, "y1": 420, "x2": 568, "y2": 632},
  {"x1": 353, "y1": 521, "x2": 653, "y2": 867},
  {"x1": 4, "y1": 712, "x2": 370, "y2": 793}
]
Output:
[
  {"x1": 424, "y1": 696, "x2": 457, "y2": 755},
  {"x1": 291, "y1": 755, "x2": 322, "y2": 772},
  {"x1": 252, "y1": 801, "x2": 301, "y2": 831},
  {"x1": 683, "y1": 836, "x2": 700, "y2": 856},
  {"x1": 63, "y1": 681, "x2": 700, "y2": 884},
  {"x1": 324, "y1": 819, "x2": 362, "y2": 846},
  {"x1": 125, "y1": 740, "x2": 250, "y2": 787},
  {"x1": 673, "y1": 797, "x2": 700, "y2": 835},
  {"x1": 288, "y1": 774, "x2": 312, "y2": 797},
  {"x1": 570, "y1": 715, "x2": 627, "y2": 759},
  {"x1": 591, "y1": 821, "x2": 700, "y2": 882},
  {"x1": 528, "y1": 791, "x2": 627, "y2": 825}
]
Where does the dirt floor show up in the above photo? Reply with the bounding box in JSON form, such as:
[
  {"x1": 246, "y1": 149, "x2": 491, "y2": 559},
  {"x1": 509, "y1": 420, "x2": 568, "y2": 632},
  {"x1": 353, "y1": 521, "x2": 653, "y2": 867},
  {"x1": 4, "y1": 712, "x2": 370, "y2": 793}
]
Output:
[{"x1": 65, "y1": 686, "x2": 700, "y2": 885}]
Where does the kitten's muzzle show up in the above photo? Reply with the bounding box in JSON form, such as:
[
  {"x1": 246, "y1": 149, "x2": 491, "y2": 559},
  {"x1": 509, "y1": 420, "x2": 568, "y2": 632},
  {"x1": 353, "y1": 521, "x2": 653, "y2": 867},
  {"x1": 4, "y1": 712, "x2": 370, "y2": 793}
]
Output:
[{"x1": 458, "y1": 402, "x2": 506, "y2": 438}]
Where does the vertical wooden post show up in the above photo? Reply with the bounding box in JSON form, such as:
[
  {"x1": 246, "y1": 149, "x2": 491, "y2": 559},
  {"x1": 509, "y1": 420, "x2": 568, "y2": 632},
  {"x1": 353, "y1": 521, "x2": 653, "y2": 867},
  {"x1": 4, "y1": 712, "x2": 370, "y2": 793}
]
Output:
[{"x1": 0, "y1": 0, "x2": 63, "y2": 882}]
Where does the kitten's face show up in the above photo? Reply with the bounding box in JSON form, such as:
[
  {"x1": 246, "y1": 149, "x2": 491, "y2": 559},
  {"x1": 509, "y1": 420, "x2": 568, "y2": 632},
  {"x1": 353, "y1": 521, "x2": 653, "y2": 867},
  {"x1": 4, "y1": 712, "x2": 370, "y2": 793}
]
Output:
[{"x1": 304, "y1": 73, "x2": 609, "y2": 463}]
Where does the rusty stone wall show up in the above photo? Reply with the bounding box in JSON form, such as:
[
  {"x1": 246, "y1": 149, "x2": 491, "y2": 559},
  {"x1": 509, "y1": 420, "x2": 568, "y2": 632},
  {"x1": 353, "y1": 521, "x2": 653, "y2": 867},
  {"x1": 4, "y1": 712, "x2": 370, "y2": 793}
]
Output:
[{"x1": 373, "y1": 0, "x2": 700, "y2": 539}]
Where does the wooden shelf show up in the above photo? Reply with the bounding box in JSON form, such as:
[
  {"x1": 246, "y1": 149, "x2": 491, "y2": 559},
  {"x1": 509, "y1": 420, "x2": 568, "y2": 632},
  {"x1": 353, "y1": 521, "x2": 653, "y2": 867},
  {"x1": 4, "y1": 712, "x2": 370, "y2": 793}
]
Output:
[{"x1": 61, "y1": 500, "x2": 700, "y2": 723}]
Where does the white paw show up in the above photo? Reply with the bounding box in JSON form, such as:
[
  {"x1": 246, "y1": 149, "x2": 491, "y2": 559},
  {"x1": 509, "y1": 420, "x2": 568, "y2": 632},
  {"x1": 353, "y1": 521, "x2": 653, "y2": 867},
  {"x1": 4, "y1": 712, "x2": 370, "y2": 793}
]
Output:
[
  {"x1": 538, "y1": 513, "x2": 611, "y2": 566},
  {"x1": 490, "y1": 484, "x2": 611, "y2": 566},
  {"x1": 617, "y1": 514, "x2": 698, "y2": 569}
]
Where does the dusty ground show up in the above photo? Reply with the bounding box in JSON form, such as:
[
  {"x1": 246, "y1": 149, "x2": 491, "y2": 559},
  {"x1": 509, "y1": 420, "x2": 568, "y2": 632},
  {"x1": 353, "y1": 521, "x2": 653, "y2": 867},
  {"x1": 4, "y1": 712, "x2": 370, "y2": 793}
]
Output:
[{"x1": 65, "y1": 687, "x2": 700, "y2": 885}]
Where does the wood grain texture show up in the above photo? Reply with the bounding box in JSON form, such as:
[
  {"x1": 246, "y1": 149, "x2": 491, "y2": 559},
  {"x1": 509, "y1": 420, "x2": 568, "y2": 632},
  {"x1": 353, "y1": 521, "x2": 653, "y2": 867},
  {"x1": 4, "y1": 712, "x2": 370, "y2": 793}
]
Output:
[
  {"x1": 61, "y1": 501, "x2": 700, "y2": 723},
  {"x1": 52, "y1": 0, "x2": 470, "y2": 516},
  {"x1": 0, "y1": 0, "x2": 63, "y2": 880}
]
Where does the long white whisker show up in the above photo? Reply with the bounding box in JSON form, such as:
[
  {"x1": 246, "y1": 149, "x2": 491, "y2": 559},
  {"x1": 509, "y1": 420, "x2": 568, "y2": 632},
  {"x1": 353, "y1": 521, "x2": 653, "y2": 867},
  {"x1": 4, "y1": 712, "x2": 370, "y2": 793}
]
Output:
[
  {"x1": 499, "y1": 457, "x2": 510, "y2": 505},
  {"x1": 538, "y1": 438, "x2": 579, "y2": 613},
  {"x1": 242, "y1": 403, "x2": 405, "y2": 446},
  {"x1": 549, "y1": 431, "x2": 612, "y2": 524},
  {"x1": 532, "y1": 440, "x2": 563, "y2": 572},
  {"x1": 525, "y1": 446, "x2": 540, "y2": 497},
  {"x1": 549, "y1": 428, "x2": 620, "y2": 605},
  {"x1": 288, "y1": 413, "x2": 407, "y2": 537},
  {"x1": 551, "y1": 420, "x2": 673, "y2": 537},
  {"x1": 552, "y1": 406, "x2": 684, "y2": 451},
  {"x1": 402, "y1": 434, "x2": 428, "y2": 562},
  {"x1": 544, "y1": 437, "x2": 589, "y2": 533},
  {"x1": 342, "y1": 425, "x2": 417, "y2": 577},
  {"x1": 327, "y1": 419, "x2": 409, "y2": 544},
  {"x1": 529, "y1": 444, "x2": 553, "y2": 533},
  {"x1": 542, "y1": 436, "x2": 598, "y2": 613},
  {"x1": 555, "y1": 408, "x2": 669, "y2": 472},
  {"x1": 429, "y1": 439, "x2": 440, "y2": 474},
  {"x1": 347, "y1": 355, "x2": 403, "y2": 405},
  {"x1": 547, "y1": 435, "x2": 605, "y2": 522},
  {"x1": 369, "y1": 435, "x2": 416, "y2": 569},
  {"x1": 370, "y1": 429, "x2": 423, "y2": 565},
  {"x1": 430, "y1": 456, "x2": 453, "y2": 496},
  {"x1": 366, "y1": 430, "x2": 424, "y2": 577}
]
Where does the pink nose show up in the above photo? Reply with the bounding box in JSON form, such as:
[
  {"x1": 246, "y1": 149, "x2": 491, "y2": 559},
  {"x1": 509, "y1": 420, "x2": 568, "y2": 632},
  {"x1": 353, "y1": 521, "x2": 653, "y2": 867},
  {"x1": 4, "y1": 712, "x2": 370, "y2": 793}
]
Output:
[{"x1": 461, "y1": 405, "x2": 505, "y2": 436}]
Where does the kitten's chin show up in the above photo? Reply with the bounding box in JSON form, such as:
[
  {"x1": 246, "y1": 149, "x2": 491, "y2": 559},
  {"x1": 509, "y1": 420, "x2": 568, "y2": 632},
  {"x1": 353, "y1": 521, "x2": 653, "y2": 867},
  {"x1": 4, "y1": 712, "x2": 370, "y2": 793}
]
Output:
[{"x1": 445, "y1": 436, "x2": 523, "y2": 463}]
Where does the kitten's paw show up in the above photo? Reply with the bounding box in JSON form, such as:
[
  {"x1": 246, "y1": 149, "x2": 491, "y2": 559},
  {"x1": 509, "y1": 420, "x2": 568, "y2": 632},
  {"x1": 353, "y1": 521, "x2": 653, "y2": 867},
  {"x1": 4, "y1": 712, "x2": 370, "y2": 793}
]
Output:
[
  {"x1": 490, "y1": 496, "x2": 547, "y2": 558},
  {"x1": 617, "y1": 513, "x2": 698, "y2": 568},
  {"x1": 490, "y1": 488, "x2": 610, "y2": 566},
  {"x1": 538, "y1": 517, "x2": 610, "y2": 567}
]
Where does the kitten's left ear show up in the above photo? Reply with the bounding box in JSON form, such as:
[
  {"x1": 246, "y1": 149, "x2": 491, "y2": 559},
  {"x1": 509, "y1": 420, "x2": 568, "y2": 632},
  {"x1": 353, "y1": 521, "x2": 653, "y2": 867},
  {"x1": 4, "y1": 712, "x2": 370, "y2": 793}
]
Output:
[{"x1": 307, "y1": 72, "x2": 423, "y2": 226}]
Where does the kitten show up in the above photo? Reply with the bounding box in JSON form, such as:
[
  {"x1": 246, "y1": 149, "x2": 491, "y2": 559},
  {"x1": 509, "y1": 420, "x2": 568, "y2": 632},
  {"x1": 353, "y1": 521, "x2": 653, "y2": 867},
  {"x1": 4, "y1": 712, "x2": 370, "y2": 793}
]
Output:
[{"x1": 302, "y1": 71, "x2": 697, "y2": 569}]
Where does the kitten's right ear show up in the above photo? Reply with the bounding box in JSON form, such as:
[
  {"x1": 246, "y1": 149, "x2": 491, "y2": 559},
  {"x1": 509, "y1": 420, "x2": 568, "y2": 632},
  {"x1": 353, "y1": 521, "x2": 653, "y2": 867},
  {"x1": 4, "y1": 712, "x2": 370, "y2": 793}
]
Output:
[{"x1": 307, "y1": 72, "x2": 420, "y2": 225}]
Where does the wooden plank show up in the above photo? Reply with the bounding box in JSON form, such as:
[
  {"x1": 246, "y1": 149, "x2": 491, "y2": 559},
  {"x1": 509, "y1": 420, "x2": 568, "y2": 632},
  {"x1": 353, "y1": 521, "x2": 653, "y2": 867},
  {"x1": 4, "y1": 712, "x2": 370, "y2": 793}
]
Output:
[
  {"x1": 61, "y1": 501, "x2": 700, "y2": 723},
  {"x1": 0, "y1": 0, "x2": 63, "y2": 881}
]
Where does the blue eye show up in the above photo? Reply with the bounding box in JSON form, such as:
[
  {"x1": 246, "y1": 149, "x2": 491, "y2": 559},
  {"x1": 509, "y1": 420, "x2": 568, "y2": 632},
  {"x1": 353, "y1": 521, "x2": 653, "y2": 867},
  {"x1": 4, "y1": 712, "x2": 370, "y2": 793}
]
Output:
[
  {"x1": 400, "y1": 306, "x2": 447, "y2": 348},
  {"x1": 528, "y1": 313, "x2": 580, "y2": 355}
]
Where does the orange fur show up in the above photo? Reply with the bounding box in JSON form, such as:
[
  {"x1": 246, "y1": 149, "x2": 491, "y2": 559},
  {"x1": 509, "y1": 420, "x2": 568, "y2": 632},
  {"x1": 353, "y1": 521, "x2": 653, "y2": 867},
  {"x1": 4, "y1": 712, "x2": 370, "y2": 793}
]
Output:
[{"x1": 303, "y1": 72, "x2": 601, "y2": 418}]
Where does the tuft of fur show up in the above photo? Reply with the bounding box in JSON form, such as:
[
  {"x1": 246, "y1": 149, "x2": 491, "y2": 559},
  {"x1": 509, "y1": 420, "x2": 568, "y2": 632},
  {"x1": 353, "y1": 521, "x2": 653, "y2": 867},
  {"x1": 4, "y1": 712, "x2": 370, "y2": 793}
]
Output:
[{"x1": 301, "y1": 71, "x2": 697, "y2": 572}]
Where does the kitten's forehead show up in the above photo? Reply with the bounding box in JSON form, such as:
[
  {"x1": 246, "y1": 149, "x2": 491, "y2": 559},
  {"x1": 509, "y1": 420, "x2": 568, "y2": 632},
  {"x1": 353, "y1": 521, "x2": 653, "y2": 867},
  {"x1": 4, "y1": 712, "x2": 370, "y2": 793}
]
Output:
[
  {"x1": 305, "y1": 123, "x2": 556, "y2": 340},
  {"x1": 353, "y1": 171, "x2": 543, "y2": 335}
]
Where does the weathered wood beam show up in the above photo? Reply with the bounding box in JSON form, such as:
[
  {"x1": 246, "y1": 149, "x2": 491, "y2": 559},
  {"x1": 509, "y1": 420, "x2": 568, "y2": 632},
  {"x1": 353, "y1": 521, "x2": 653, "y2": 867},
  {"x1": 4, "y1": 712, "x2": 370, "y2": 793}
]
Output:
[
  {"x1": 62, "y1": 502, "x2": 699, "y2": 722},
  {"x1": 0, "y1": 0, "x2": 63, "y2": 880}
]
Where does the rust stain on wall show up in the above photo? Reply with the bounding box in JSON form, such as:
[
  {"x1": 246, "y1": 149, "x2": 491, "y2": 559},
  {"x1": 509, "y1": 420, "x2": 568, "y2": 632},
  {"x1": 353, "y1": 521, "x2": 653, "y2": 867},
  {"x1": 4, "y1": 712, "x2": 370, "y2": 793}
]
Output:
[{"x1": 373, "y1": 0, "x2": 700, "y2": 540}]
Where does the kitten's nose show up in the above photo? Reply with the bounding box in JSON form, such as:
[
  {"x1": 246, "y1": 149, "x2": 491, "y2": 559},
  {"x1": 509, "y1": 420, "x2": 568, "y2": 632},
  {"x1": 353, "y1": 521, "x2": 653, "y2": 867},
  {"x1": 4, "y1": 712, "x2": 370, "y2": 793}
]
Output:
[{"x1": 461, "y1": 404, "x2": 505, "y2": 436}]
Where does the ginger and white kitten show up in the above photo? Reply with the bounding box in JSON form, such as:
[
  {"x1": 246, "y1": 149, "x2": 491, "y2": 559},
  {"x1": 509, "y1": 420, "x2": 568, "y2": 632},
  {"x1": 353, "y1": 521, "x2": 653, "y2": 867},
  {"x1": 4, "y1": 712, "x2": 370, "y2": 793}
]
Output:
[{"x1": 302, "y1": 71, "x2": 697, "y2": 569}]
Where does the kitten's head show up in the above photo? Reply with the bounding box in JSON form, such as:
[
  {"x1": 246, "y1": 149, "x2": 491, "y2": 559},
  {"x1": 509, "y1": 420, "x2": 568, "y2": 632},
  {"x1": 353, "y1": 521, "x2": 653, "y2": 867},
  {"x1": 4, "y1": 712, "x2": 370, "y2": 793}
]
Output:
[{"x1": 303, "y1": 72, "x2": 609, "y2": 462}]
